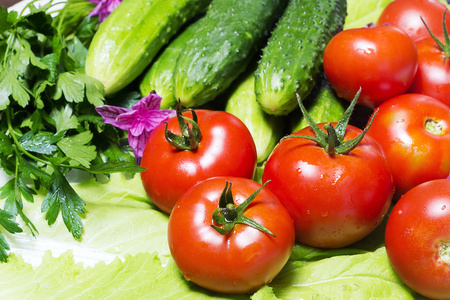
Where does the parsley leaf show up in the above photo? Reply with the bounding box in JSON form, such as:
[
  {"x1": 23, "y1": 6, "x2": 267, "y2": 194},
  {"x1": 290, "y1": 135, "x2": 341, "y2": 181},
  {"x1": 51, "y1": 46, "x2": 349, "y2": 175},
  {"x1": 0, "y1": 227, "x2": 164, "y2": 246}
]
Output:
[
  {"x1": 41, "y1": 169, "x2": 85, "y2": 239},
  {"x1": 0, "y1": 209, "x2": 22, "y2": 262},
  {"x1": 57, "y1": 131, "x2": 97, "y2": 168}
]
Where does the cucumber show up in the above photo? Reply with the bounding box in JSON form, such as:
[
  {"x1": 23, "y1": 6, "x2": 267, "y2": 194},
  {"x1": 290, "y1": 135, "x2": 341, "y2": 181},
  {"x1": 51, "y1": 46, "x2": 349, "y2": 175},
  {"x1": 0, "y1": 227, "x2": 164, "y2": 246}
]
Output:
[
  {"x1": 254, "y1": 0, "x2": 347, "y2": 116},
  {"x1": 225, "y1": 67, "x2": 286, "y2": 163},
  {"x1": 139, "y1": 19, "x2": 202, "y2": 109},
  {"x1": 174, "y1": 0, "x2": 288, "y2": 108},
  {"x1": 290, "y1": 74, "x2": 347, "y2": 133},
  {"x1": 85, "y1": 0, "x2": 212, "y2": 96}
]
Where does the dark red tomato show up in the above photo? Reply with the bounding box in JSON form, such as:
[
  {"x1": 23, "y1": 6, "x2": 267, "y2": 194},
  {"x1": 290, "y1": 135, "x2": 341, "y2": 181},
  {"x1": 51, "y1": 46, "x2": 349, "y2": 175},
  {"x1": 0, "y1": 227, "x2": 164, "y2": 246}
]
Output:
[
  {"x1": 168, "y1": 176, "x2": 295, "y2": 294},
  {"x1": 140, "y1": 110, "x2": 257, "y2": 214},
  {"x1": 366, "y1": 93, "x2": 450, "y2": 197},
  {"x1": 385, "y1": 179, "x2": 450, "y2": 300},
  {"x1": 408, "y1": 34, "x2": 450, "y2": 107},
  {"x1": 262, "y1": 123, "x2": 394, "y2": 248},
  {"x1": 323, "y1": 25, "x2": 418, "y2": 108},
  {"x1": 377, "y1": 0, "x2": 450, "y2": 42}
]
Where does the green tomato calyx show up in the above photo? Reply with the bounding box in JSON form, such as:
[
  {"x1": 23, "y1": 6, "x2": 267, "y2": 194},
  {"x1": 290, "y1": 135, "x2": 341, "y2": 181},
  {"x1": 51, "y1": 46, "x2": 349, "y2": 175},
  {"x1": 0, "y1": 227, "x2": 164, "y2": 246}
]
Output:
[
  {"x1": 284, "y1": 88, "x2": 377, "y2": 155},
  {"x1": 211, "y1": 181, "x2": 275, "y2": 237},
  {"x1": 164, "y1": 100, "x2": 201, "y2": 150},
  {"x1": 421, "y1": 9, "x2": 450, "y2": 63}
]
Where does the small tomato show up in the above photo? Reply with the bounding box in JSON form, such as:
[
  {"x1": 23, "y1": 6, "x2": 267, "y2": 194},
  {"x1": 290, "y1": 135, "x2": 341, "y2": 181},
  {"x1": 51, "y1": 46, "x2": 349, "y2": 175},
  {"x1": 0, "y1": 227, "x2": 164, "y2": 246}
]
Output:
[
  {"x1": 168, "y1": 177, "x2": 295, "y2": 294},
  {"x1": 262, "y1": 93, "x2": 394, "y2": 248},
  {"x1": 366, "y1": 93, "x2": 450, "y2": 196},
  {"x1": 385, "y1": 179, "x2": 450, "y2": 300},
  {"x1": 377, "y1": 0, "x2": 450, "y2": 42},
  {"x1": 323, "y1": 25, "x2": 418, "y2": 108}
]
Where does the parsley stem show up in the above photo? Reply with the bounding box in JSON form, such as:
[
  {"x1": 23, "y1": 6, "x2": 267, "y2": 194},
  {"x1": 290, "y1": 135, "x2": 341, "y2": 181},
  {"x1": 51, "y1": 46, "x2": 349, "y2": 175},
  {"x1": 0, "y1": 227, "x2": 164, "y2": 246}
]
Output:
[{"x1": 6, "y1": 109, "x2": 48, "y2": 166}]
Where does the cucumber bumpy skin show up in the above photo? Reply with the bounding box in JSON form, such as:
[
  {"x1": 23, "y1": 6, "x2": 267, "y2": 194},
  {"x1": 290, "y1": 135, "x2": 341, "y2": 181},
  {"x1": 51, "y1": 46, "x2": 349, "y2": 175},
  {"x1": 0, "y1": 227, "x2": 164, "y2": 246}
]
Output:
[
  {"x1": 254, "y1": 0, "x2": 347, "y2": 116},
  {"x1": 174, "y1": 0, "x2": 288, "y2": 108},
  {"x1": 85, "y1": 0, "x2": 212, "y2": 96},
  {"x1": 139, "y1": 18, "x2": 203, "y2": 109}
]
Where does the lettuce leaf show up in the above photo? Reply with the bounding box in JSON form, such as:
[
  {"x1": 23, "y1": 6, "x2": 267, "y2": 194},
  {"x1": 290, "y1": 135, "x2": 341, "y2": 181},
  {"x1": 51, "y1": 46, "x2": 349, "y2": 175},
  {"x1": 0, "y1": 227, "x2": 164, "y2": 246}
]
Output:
[
  {"x1": 0, "y1": 173, "x2": 425, "y2": 299},
  {"x1": 1, "y1": 173, "x2": 171, "y2": 267},
  {"x1": 344, "y1": 0, "x2": 393, "y2": 29}
]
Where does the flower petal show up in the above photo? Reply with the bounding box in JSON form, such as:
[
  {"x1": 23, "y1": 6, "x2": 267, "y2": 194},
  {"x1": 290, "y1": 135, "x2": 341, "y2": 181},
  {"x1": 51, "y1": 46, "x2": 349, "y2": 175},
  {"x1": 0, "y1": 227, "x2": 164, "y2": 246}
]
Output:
[
  {"x1": 96, "y1": 105, "x2": 130, "y2": 128},
  {"x1": 133, "y1": 93, "x2": 162, "y2": 111},
  {"x1": 127, "y1": 132, "x2": 149, "y2": 165}
]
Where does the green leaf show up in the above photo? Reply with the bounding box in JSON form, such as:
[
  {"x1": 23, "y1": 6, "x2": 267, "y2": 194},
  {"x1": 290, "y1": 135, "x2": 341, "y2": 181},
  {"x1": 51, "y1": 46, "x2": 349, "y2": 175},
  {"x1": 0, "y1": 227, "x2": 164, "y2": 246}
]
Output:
[
  {"x1": 19, "y1": 131, "x2": 63, "y2": 155},
  {"x1": 88, "y1": 161, "x2": 145, "y2": 174},
  {"x1": 41, "y1": 169, "x2": 85, "y2": 239},
  {"x1": 0, "y1": 131, "x2": 14, "y2": 157},
  {"x1": 344, "y1": 0, "x2": 394, "y2": 29},
  {"x1": 0, "y1": 7, "x2": 12, "y2": 33},
  {"x1": 50, "y1": 105, "x2": 79, "y2": 133},
  {"x1": 54, "y1": 72, "x2": 85, "y2": 103},
  {"x1": 78, "y1": 73, "x2": 105, "y2": 107},
  {"x1": 57, "y1": 131, "x2": 96, "y2": 168},
  {"x1": 0, "y1": 70, "x2": 30, "y2": 109},
  {"x1": 17, "y1": 155, "x2": 53, "y2": 185},
  {"x1": 0, "y1": 209, "x2": 23, "y2": 262}
]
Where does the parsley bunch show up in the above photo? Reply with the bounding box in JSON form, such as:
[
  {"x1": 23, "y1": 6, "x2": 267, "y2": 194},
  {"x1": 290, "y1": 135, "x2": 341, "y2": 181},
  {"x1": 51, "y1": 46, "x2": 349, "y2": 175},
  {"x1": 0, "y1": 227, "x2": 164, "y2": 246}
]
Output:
[{"x1": 0, "y1": 1, "x2": 143, "y2": 262}]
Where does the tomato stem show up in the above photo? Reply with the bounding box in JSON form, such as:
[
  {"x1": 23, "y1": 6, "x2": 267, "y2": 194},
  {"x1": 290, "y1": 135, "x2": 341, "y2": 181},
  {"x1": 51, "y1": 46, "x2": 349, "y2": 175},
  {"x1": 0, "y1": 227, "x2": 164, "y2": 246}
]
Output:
[
  {"x1": 439, "y1": 241, "x2": 450, "y2": 264},
  {"x1": 164, "y1": 101, "x2": 201, "y2": 150},
  {"x1": 421, "y1": 9, "x2": 450, "y2": 63},
  {"x1": 283, "y1": 88, "x2": 377, "y2": 155},
  {"x1": 424, "y1": 118, "x2": 445, "y2": 136},
  {"x1": 211, "y1": 181, "x2": 275, "y2": 237}
]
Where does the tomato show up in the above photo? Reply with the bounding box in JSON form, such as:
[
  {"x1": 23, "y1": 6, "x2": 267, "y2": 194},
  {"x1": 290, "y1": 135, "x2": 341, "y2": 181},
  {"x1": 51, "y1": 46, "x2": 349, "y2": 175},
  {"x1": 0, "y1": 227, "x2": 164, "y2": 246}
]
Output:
[
  {"x1": 168, "y1": 176, "x2": 295, "y2": 294},
  {"x1": 377, "y1": 0, "x2": 450, "y2": 42},
  {"x1": 323, "y1": 25, "x2": 418, "y2": 108},
  {"x1": 385, "y1": 179, "x2": 450, "y2": 300},
  {"x1": 408, "y1": 34, "x2": 450, "y2": 107},
  {"x1": 366, "y1": 93, "x2": 450, "y2": 197},
  {"x1": 262, "y1": 123, "x2": 394, "y2": 248},
  {"x1": 140, "y1": 109, "x2": 257, "y2": 214}
]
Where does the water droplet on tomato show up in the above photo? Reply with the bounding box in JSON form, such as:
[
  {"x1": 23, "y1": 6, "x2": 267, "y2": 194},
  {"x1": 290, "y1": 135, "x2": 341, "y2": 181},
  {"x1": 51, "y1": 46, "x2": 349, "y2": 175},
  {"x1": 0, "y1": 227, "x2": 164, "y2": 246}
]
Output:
[
  {"x1": 321, "y1": 211, "x2": 328, "y2": 217},
  {"x1": 442, "y1": 205, "x2": 447, "y2": 211}
]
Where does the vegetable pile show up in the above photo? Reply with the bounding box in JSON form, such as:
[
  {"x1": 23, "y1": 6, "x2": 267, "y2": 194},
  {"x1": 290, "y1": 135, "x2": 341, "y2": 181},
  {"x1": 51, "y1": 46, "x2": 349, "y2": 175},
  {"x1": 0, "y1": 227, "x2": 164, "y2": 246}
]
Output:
[{"x1": 1, "y1": 0, "x2": 450, "y2": 299}]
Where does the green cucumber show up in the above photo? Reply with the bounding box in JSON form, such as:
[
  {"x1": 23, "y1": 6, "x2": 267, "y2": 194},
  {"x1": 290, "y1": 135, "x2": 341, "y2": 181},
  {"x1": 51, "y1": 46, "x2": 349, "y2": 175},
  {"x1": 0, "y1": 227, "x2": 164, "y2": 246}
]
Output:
[
  {"x1": 225, "y1": 68, "x2": 286, "y2": 163},
  {"x1": 174, "y1": 0, "x2": 288, "y2": 108},
  {"x1": 85, "y1": 0, "x2": 212, "y2": 96},
  {"x1": 290, "y1": 75, "x2": 347, "y2": 133},
  {"x1": 254, "y1": 0, "x2": 347, "y2": 116},
  {"x1": 139, "y1": 19, "x2": 202, "y2": 109}
]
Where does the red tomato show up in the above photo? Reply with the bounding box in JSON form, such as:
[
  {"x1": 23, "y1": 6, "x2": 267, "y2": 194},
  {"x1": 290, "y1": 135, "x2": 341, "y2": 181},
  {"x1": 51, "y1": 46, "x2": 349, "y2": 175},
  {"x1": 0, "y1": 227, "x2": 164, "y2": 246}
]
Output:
[
  {"x1": 385, "y1": 179, "x2": 450, "y2": 300},
  {"x1": 366, "y1": 93, "x2": 450, "y2": 197},
  {"x1": 168, "y1": 177, "x2": 295, "y2": 294},
  {"x1": 262, "y1": 123, "x2": 394, "y2": 248},
  {"x1": 408, "y1": 34, "x2": 450, "y2": 107},
  {"x1": 323, "y1": 25, "x2": 418, "y2": 108},
  {"x1": 140, "y1": 110, "x2": 257, "y2": 214},
  {"x1": 377, "y1": 0, "x2": 450, "y2": 42}
]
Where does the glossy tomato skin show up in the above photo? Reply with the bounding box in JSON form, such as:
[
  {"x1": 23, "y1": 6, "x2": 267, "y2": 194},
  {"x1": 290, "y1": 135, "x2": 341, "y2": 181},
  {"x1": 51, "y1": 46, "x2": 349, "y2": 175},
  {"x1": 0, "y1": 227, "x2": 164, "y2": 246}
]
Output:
[
  {"x1": 140, "y1": 110, "x2": 257, "y2": 214},
  {"x1": 366, "y1": 94, "x2": 450, "y2": 197},
  {"x1": 377, "y1": 0, "x2": 450, "y2": 42},
  {"x1": 408, "y1": 35, "x2": 450, "y2": 107},
  {"x1": 323, "y1": 25, "x2": 418, "y2": 108},
  {"x1": 168, "y1": 176, "x2": 295, "y2": 294},
  {"x1": 385, "y1": 179, "x2": 450, "y2": 300},
  {"x1": 262, "y1": 124, "x2": 394, "y2": 248}
]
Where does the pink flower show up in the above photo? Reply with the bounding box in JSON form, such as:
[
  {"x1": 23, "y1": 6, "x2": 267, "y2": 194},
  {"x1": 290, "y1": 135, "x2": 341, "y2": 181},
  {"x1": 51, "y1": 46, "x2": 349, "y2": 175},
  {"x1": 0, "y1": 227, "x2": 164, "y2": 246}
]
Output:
[
  {"x1": 96, "y1": 93, "x2": 176, "y2": 164},
  {"x1": 87, "y1": 0, "x2": 122, "y2": 23}
]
